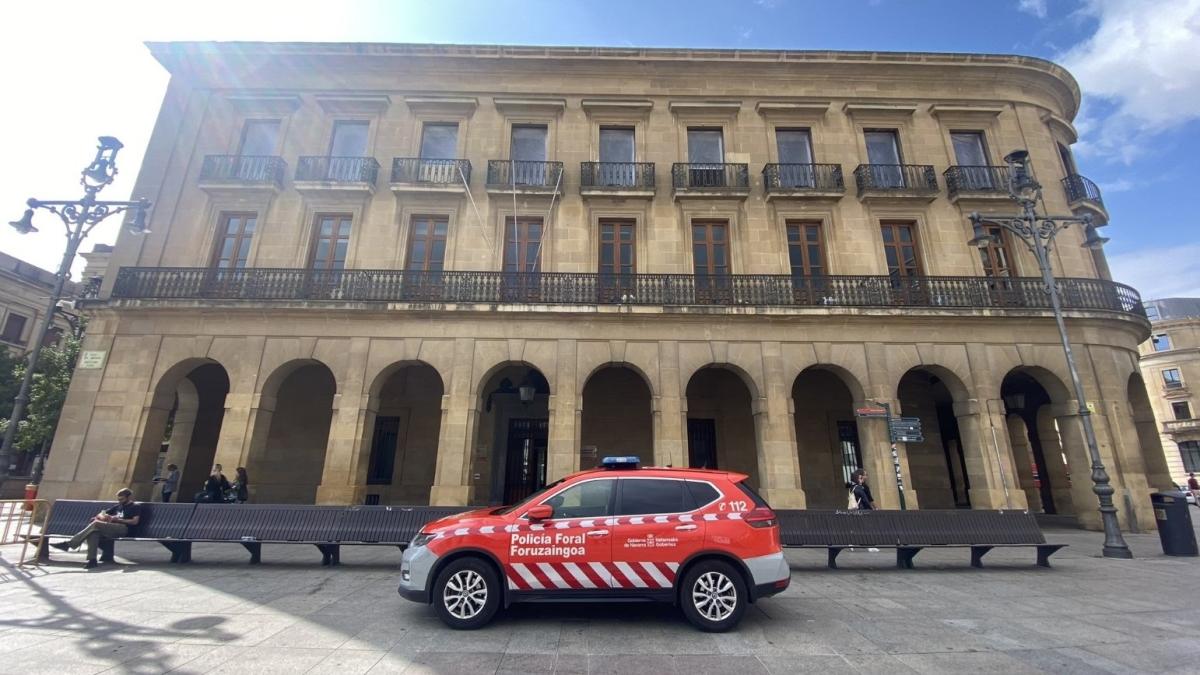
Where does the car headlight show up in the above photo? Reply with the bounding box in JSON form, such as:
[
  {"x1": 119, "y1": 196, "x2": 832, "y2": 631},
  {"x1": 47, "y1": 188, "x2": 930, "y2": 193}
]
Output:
[{"x1": 409, "y1": 532, "x2": 435, "y2": 549}]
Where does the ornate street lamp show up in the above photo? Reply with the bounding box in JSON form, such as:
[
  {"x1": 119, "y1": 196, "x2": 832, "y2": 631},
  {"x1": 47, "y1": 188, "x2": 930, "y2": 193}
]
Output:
[
  {"x1": 967, "y1": 149, "x2": 1131, "y2": 558},
  {"x1": 0, "y1": 137, "x2": 151, "y2": 482}
]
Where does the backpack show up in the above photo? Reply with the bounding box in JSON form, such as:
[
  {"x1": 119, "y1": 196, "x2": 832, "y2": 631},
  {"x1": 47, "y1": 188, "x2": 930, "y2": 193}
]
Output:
[{"x1": 847, "y1": 488, "x2": 859, "y2": 511}]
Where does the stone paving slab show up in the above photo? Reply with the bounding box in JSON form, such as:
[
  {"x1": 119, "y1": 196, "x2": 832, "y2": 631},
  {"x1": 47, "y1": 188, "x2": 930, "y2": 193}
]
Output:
[{"x1": 0, "y1": 520, "x2": 1198, "y2": 674}]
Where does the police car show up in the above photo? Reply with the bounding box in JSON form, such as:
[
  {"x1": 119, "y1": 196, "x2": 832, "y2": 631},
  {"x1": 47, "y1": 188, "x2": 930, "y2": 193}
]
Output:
[{"x1": 398, "y1": 456, "x2": 789, "y2": 631}]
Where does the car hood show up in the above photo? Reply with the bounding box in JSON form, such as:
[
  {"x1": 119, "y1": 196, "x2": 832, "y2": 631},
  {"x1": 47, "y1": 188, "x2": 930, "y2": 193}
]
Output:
[{"x1": 423, "y1": 506, "x2": 507, "y2": 532}]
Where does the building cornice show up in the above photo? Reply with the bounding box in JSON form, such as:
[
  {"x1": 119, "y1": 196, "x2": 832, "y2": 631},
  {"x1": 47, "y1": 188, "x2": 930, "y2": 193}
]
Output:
[{"x1": 144, "y1": 41, "x2": 1082, "y2": 120}]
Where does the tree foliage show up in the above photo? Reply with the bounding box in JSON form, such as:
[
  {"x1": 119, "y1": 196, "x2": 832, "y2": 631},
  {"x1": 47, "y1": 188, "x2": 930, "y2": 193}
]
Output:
[{"x1": 0, "y1": 330, "x2": 82, "y2": 453}]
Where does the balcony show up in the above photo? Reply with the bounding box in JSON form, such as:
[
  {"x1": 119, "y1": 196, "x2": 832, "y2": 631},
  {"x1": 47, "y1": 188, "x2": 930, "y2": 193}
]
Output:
[
  {"x1": 853, "y1": 164, "x2": 939, "y2": 201},
  {"x1": 580, "y1": 162, "x2": 655, "y2": 198},
  {"x1": 671, "y1": 163, "x2": 751, "y2": 199},
  {"x1": 762, "y1": 164, "x2": 845, "y2": 200},
  {"x1": 390, "y1": 158, "x2": 472, "y2": 195},
  {"x1": 1061, "y1": 174, "x2": 1108, "y2": 224},
  {"x1": 1164, "y1": 418, "x2": 1200, "y2": 435},
  {"x1": 198, "y1": 155, "x2": 285, "y2": 194},
  {"x1": 486, "y1": 160, "x2": 565, "y2": 195},
  {"x1": 944, "y1": 165, "x2": 1011, "y2": 202},
  {"x1": 111, "y1": 268, "x2": 1145, "y2": 317},
  {"x1": 294, "y1": 156, "x2": 379, "y2": 195}
]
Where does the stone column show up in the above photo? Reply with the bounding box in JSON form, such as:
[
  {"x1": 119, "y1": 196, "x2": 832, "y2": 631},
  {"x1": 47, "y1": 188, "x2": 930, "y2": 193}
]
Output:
[
  {"x1": 430, "y1": 338, "x2": 475, "y2": 506},
  {"x1": 103, "y1": 391, "x2": 175, "y2": 501},
  {"x1": 654, "y1": 341, "x2": 686, "y2": 468},
  {"x1": 753, "y1": 342, "x2": 805, "y2": 508},
  {"x1": 316, "y1": 339, "x2": 371, "y2": 505},
  {"x1": 854, "y1": 398, "x2": 920, "y2": 510},
  {"x1": 1005, "y1": 414, "x2": 1043, "y2": 512},
  {"x1": 955, "y1": 398, "x2": 1029, "y2": 510},
  {"x1": 546, "y1": 340, "x2": 579, "y2": 483},
  {"x1": 1051, "y1": 402, "x2": 1106, "y2": 531}
]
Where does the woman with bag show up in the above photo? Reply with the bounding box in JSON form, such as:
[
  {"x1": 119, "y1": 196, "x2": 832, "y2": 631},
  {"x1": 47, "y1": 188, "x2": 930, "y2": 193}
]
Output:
[
  {"x1": 199, "y1": 464, "x2": 230, "y2": 503},
  {"x1": 846, "y1": 469, "x2": 876, "y2": 511},
  {"x1": 231, "y1": 467, "x2": 250, "y2": 503}
]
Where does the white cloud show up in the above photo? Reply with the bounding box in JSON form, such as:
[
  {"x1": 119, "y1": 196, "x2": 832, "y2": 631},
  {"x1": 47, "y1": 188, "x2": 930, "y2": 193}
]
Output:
[
  {"x1": 1018, "y1": 0, "x2": 1048, "y2": 18},
  {"x1": 1108, "y1": 243, "x2": 1200, "y2": 300},
  {"x1": 1059, "y1": 0, "x2": 1200, "y2": 163}
]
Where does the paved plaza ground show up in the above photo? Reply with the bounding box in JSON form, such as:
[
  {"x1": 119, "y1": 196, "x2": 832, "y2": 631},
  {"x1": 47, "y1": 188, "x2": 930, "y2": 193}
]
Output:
[{"x1": 1, "y1": 516, "x2": 1199, "y2": 674}]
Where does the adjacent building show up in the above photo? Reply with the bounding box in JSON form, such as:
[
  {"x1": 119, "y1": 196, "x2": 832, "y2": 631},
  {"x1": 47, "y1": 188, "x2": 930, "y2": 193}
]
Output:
[
  {"x1": 40, "y1": 42, "x2": 1169, "y2": 530},
  {"x1": 0, "y1": 251, "x2": 77, "y2": 356},
  {"x1": 1139, "y1": 298, "x2": 1200, "y2": 484}
]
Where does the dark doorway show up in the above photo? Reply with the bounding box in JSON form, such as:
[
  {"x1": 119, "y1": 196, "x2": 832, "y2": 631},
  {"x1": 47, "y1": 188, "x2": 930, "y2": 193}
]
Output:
[
  {"x1": 687, "y1": 418, "x2": 718, "y2": 469},
  {"x1": 367, "y1": 416, "x2": 401, "y2": 485},
  {"x1": 504, "y1": 418, "x2": 548, "y2": 504}
]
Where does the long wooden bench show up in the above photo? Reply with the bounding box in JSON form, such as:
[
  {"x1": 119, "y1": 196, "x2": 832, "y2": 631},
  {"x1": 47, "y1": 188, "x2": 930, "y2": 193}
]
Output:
[
  {"x1": 36, "y1": 500, "x2": 195, "y2": 563},
  {"x1": 776, "y1": 509, "x2": 1066, "y2": 568}
]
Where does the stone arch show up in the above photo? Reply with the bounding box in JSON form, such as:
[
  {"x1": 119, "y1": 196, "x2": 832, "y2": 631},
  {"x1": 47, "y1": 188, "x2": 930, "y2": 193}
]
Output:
[
  {"x1": 896, "y1": 366, "x2": 973, "y2": 509},
  {"x1": 1002, "y1": 366, "x2": 1079, "y2": 517},
  {"x1": 580, "y1": 365, "x2": 654, "y2": 469},
  {"x1": 685, "y1": 365, "x2": 760, "y2": 487},
  {"x1": 473, "y1": 357, "x2": 555, "y2": 399},
  {"x1": 247, "y1": 359, "x2": 337, "y2": 503},
  {"x1": 472, "y1": 361, "x2": 553, "y2": 505},
  {"x1": 577, "y1": 360, "x2": 657, "y2": 400},
  {"x1": 130, "y1": 358, "x2": 230, "y2": 502},
  {"x1": 791, "y1": 365, "x2": 866, "y2": 508},
  {"x1": 1128, "y1": 372, "x2": 1173, "y2": 490},
  {"x1": 357, "y1": 361, "x2": 446, "y2": 504}
]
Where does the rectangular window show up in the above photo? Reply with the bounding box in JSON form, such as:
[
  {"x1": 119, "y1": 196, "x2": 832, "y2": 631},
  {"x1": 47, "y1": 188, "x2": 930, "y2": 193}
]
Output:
[
  {"x1": 1172, "y1": 401, "x2": 1192, "y2": 420},
  {"x1": 880, "y1": 222, "x2": 922, "y2": 280},
  {"x1": 692, "y1": 220, "x2": 730, "y2": 303},
  {"x1": 419, "y1": 123, "x2": 459, "y2": 159},
  {"x1": 211, "y1": 213, "x2": 256, "y2": 269},
  {"x1": 951, "y1": 131, "x2": 989, "y2": 166},
  {"x1": 405, "y1": 216, "x2": 448, "y2": 272},
  {"x1": 776, "y1": 129, "x2": 814, "y2": 187},
  {"x1": 599, "y1": 127, "x2": 635, "y2": 163},
  {"x1": 687, "y1": 128, "x2": 724, "y2": 163},
  {"x1": 238, "y1": 120, "x2": 280, "y2": 156},
  {"x1": 503, "y1": 217, "x2": 543, "y2": 273},
  {"x1": 1, "y1": 313, "x2": 27, "y2": 344},
  {"x1": 1152, "y1": 333, "x2": 1171, "y2": 352},
  {"x1": 1058, "y1": 142, "x2": 1077, "y2": 175},
  {"x1": 786, "y1": 221, "x2": 824, "y2": 277},
  {"x1": 1145, "y1": 304, "x2": 1160, "y2": 320},
  {"x1": 310, "y1": 215, "x2": 353, "y2": 270},
  {"x1": 329, "y1": 121, "x2": 369, "y2": 157},
  {"x1": 979, "y1": 225, "x2": 1014, "y2": 278},
  {"x1": 510, "y1": 125, "x2": 547, "y2": 162},
  {"x1": 1163, "y1": 368, "x2": 1184, "y2": 389},
  {"x1": 864, "y1": 129, "x2": 903, "y2": 187},
  {"x1": 1181, "y1": 441, "x2": 1200, "y2": 473},
  {"x1": 598, "y1": 220, "x2": 636, "y2": 276}
]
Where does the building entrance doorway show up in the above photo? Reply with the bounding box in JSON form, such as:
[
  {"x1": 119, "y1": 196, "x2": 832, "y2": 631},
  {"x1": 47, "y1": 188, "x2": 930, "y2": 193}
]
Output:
[
  {"x1": 504, "y1": 418, "x2": 549, "y2": 504},
  {"x1": 687, "y1": 419, "x2": 718, "y2": 469}
]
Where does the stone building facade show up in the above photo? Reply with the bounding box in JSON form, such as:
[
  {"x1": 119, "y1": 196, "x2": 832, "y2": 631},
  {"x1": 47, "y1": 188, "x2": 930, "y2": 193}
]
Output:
[
  {"x1": 40, "y1": 42, "x2": 1168, "y2": 530},
  {"x1": 0, "y1": 251, "x2": 77, "y2": 356},
  {"x1": 1138, "y1": 298, "x2": 1200, "y2": 484}
]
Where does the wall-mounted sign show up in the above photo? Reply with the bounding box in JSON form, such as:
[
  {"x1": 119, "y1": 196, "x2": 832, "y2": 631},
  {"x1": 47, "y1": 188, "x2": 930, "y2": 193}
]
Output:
[{"x1": 78, "y1": 350, "x2": 107, "y2": 369}]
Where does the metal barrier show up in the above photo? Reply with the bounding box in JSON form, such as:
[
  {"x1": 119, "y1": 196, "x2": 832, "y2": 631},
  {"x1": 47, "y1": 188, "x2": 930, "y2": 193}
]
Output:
[{"x1": 0, "y1": 499, "x2": 51, "y2": 566}]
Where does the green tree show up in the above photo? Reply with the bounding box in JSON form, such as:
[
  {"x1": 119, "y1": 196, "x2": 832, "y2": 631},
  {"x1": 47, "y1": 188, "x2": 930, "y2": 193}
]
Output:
[
  {"x1": 0, "y1": 348, "x2": 20, "y2": 422},
  {"x1": 0, "y1": 331, "x2": 82, "y2": 453}
]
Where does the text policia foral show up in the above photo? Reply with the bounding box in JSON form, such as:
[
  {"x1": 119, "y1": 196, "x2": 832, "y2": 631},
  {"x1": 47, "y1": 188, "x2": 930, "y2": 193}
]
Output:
[{"x1": 510, "y1": 532, "x2": 586, "y2": 559}]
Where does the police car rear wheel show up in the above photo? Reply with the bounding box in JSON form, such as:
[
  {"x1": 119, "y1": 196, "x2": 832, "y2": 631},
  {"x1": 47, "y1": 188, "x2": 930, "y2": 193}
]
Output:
[
  {"x1": 680, "y1": 560, "x2": 746, "y2": 632},
  {"x1": 433, "y1": 558, "x2": 499, "y2": 629}
]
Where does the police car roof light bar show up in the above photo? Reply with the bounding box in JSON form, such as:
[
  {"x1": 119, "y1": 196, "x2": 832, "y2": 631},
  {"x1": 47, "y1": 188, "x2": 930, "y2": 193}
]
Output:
[{"x1": 600, "y1": 456, "x2": 641, "y2": 469}]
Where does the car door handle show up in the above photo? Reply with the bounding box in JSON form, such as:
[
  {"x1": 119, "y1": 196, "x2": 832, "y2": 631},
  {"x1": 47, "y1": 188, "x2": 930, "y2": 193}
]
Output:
[
  {"x1": 587, "y1": 530, "x2": 610, "y2": 537},
  {"x1": 675, "y1": 524, "x2": 698, "y2": 531}
]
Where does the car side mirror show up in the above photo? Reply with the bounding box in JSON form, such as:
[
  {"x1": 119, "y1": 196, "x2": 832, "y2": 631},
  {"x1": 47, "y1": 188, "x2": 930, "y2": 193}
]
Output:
[{"x1": 526, "y1": 504, "x2": 553, "y2": 521}]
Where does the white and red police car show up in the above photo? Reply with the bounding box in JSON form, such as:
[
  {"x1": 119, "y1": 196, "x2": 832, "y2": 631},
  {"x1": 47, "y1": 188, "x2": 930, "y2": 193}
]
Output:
[{"x1": 398, "y1": 456, "x2": 789, "y2": 631}]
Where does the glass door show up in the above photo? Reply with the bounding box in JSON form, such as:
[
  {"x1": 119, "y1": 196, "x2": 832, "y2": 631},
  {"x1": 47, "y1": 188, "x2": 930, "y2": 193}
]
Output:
[
  {"x1": 598, "y1": 127, "x2": 636, "y2": 186},
  {"x1": 865, "y1": 130, "x2": 903, "y2": 188},
  {"x1": 687, "y1": 128, "x2": 725, "y2": 187},
  {"x1": 776, "y1": 129, "x2": 814, "y2": 187}
]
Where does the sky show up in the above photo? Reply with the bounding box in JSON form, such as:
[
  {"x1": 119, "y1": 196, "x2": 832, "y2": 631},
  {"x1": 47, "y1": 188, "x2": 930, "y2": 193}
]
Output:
[{"x1": 1, "y1": 0, "x2": 1198, "y2": 298}]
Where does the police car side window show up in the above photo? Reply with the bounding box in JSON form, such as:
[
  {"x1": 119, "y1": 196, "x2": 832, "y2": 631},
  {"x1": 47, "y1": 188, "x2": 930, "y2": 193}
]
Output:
[
  {"x1": 616, "y1": 479, "x2": 686, "y2": 516},
  {"x1": 685, "y1": 481, "x2": 720, "y2": 508},
  {"x1": 544, "y1": 479, "x2": 613, "y2": 519}
]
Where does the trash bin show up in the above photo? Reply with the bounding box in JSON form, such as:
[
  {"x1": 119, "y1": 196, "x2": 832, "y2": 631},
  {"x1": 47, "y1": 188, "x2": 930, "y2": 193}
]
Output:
[{"x1": 1151, "y1": 491, "x2": 1198, "y2": 556}]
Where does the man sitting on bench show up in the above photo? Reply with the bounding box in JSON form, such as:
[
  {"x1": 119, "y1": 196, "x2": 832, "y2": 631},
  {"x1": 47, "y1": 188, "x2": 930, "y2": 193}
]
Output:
[{"x1": 50, "y1": 488, "x2": 142, "y2": 569}]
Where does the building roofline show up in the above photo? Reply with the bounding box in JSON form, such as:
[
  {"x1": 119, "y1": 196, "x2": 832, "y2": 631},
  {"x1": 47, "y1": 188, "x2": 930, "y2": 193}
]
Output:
[{"x1": 144, "y1": 40, "x2": 1081, "y2": 120}]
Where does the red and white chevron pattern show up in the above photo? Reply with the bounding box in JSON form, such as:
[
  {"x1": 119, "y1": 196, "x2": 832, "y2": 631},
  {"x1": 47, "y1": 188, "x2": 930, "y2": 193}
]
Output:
[
  {"x1": 433, "y1": 511, "x2": 744, "y2": 540},
  {"x1": 507, "y1": 561, "x2": 680, "y2": 590}
]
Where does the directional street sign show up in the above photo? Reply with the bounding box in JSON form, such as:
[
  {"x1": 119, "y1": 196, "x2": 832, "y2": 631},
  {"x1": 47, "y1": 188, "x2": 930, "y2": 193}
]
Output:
[
  {"x1": 855, "y1": 407, "x2": 889, "y2": 418},
  {"x1": 888, "y1": 416, "x2": 923, "y2": 443}
]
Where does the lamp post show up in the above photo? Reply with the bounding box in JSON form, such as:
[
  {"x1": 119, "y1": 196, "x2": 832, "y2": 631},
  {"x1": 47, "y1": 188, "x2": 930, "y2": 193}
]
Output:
[
  {"x1": 0, "y1": 137, "x2": 151, "y2": 482},
  {"x1": 967, "y1": 149, "x2": 1131, "y2": 558}
]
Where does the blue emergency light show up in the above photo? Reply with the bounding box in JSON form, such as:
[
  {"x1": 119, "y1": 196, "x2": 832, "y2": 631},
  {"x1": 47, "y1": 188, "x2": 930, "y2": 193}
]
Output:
[{"x1": 600, "y1": 456, "x2": 641, "y2": 469}]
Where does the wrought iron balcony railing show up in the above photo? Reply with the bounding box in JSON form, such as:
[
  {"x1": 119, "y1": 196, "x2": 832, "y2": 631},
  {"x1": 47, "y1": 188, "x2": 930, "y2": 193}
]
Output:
[
  {"x1": 199, "y1": 155, "x2": 286, "y2": 186},
  {"x1": 944, "y1": 165, "x2": 1011, "y2": 197},
  {"x1": 486, "y1": 160, "x2": 565, "y2": 188},
  {"x1": 1062, "y1": 174, "x2": 1104, "y2": 207},
  {"x1": 672, "y1": 163, "x2": 751, "y2": 190},
  {"x1": 580, "y1": 162, "x2": 655, "y2": 190},
  {"x1": 296, "y1": 156, "x2": 380, "y2": 183},
  {"x1": 763, "y1": 164, "x2": 845, "y2": 193},
  {"x1": 391, "y1": 158, "x2": 472, "y2": 185},
  {"x1": 853, "y1": 164, "x2": 939, "y2": 196},
  {"x1": 111, "y1": 268, "x2": 1145, "y2": 316}
]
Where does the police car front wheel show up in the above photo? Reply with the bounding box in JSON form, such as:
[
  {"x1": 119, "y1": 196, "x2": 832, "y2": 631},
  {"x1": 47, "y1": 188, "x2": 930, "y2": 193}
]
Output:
[
  {"x1": 432, "y1": 558, "x2": 500, "y2": 629},
  {"x1": 680, "y1": 560, "x2": 747, "y2": 632}
]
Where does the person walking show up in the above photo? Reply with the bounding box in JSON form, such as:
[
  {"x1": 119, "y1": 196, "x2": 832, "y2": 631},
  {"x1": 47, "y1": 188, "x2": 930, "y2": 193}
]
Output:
[
  {"x1": 154, "y1": 463, "x2": 180, "y2": 502},
  {"x1": 202, "y1": 464, "x2": 230, "y2": 503},
  {"x1": 232, "y1": 467, "x2": 250, "y2": 503},
  {"x1": 1188, "y1": 472, "x2": 1199, "y2": 506},
  {"x1": 847, "y1": 469, "x2": 876, "y2": 511},
  {"x1": 50, "y1": 488, "x2": 141, "y2": 569}
]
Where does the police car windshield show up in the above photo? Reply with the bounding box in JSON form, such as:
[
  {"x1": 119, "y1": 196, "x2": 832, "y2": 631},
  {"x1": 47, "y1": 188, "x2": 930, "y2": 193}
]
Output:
[{"x1": 494, "y1": 479, "x2": 565, "y2": 515}]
